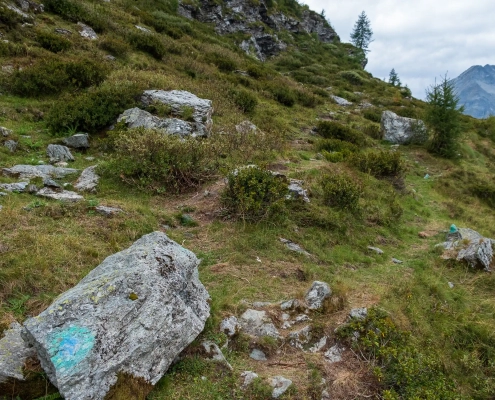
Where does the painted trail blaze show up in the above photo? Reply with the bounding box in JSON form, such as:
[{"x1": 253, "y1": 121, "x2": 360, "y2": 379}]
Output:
[{"x1": 48, "y1": 325, "x2": 95, "y2": 372}]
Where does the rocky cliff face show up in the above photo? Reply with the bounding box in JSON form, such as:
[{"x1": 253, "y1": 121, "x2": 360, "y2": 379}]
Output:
[
  {"x1": 178, "y1": 0, "x2": 339, "y2": 61},
  {"x1": 452, "y1": 64, "x2": 495, "y2": 119}
]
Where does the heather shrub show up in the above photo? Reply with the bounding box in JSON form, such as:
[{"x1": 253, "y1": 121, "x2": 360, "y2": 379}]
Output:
[
  {"x1": 36, "y1": 31, "x2": 71, "y2": 53},
  {"x1": 363, "y1": 109, "x2": 381, "y2": 123},
  {"x1": 270, "y1": 85, "x2": 296, "y2": 107},
  {"x1": 127, "y1": 32, "x2": 167, "y2": 60},
  {"x1": 349, "y1": 150, "x2": 405, "y2": 178},
  {"x1": 319, "y1": 172, "x2": 361, "y2": 211},
  {"x1": 231, "y1": 89, "x2": 258, "y2": 113},
  {"x1": 316, "y1": 121, "x2": 367, "y2": 146},
  {"x1": 206, "y1": 52, "x2": 237, "y2": 72},
  {"x1": 99, "y1": 37, "x2": 130, "y2": 58}
]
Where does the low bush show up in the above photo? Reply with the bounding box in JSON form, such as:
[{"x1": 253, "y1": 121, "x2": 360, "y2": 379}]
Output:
[
  {"x1": 205, "y1": 52, "x2": 237, "y2": 72},
  {"x1": 0, "y1": 5, "x2": 23, "y2": 30},
  {"x1": 147, "y1": 11, "x2": 192, "y2": 39},
  {"x1": 469, "y1": 182, "x2": 495, "y2": 208},
  {"x1": 99, "y1": 37, "x2": 130, "y2": 58},
  {"x1": 349, "y1": 150, "x2": 405, "y2": 178},
  {"x1": 296, "y1": 90, "x2": 322, "y2": 108},
  {"x1": 231, "y1": 89, "x2": 258, "y2": 113},
  {"x1": 316, "y1": 138, "x2": 359, "y2": 154},
  {"x1": 338, "y1": 70, "x2": 367, "y2": 85},
  {"x1": 46, "y1": 81, "x2": 140, "y2": 134},
  {"x1": 363, "y1": 109, "x2": 382, "y2": 123},
  {"x1": 319, "y1": 172, "x2": 361, "y2": 211},
  {"x1": 127, "y1": 32, "x2": 167, "y2": 60},
  {"x1": 316, "y1": 121, "x2": 366, "y2": 146},
  {"x1": 101, "y1": 128, "x2": 218, "y2": 193},
  {"x1": 246, "y1": 64, "x2": 268, "y2": 79},
  {"x1": 0, "y1": 41, "x2": 28, "y2": 56},
  {"x1": 36, "y1": 31, "x2": 71, "y2": 53},
  {"x1": 221, "y1": 165, "x2": 288, "y2": 221},
  {"x1": 270, "y1": 85, "x2": 296, "y2": 107},
  {"x1": 362, "y1": 123, "x2": 381, "y2": 140},
  {"x1": 44, "y1": 0, "x2": 108, "y2": 33}
]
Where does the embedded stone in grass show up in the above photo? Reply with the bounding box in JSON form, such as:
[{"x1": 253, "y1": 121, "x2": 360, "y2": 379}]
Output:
[
  {"x1": 367, "y1": 246, "x2": 384, "y2": 255},
  {"x1": 270, "y1": 376, "x2": 292, "y2": 398},
  {"x1": 0, "y1": 182, "x2": 29, "y2": 192},
  {"x1": 330, "y1": 95, "x2": 352, "y2": 106},
  {"x1": 309, "y1": 336, "x2": 327, "y2": 353},
  {"x1": 95, "y1": 206, "x2": 123, "y2": 217},
  {"x1": 324, "y1": 344, "x2": 344, "y2": 363},
  {"x1": 279, "y1": 238, "x2": 310, "y2": 256},
  {"x1": 305, "y1": 281, "x2": 331, "y2": 310},
  {"x1": 288, "y1": 325, "x2": 311, "y2": 350},
  {"x1": 381, "y1": 110, "x2": 426, "y2": 144},
  {"x1": 4, "y1": 140, "x2": 17, "y2": 152},
  {"x1": 239, "y1": 309, "x2": 281, "y2": 338},
  {"x1": 0, "y1": 322, "x2": 37, "y2": 383},
  {"x1": 0, "y1": 127, "x2": 12, "y2": 137},
  {"x1": 235, "y1": 120, "x2": 257, "y2": 135},
  {"x1": 22, "y1": 232, "x2": 210, "y2": 400},
  {"x1": 63, "y1": 133, "x2": 89, "y2": 149},
  {"x1": 220, "y1": 316, "x2": 240, "y2": 337},
  {"x1": 241, "y1": 371, "x2": 258, "y2": 389},
  {"x1": 202, "y1": 341, "x2": 232, "y2": 370},
  {"x1": 250, "y1": 348, "x2": 267, "y2": 361},
  {"x1": 46, "y1": 144, "x2": 75, "y2": 163},
  {"x1": 78, "y1": 23, "x2": 98, "y2": 40},
  {"x1": 36, "y1": 188, "x2": 84, "y2": 202},
  {"x1": 74, "y1": 166, "x2": 99, "y2": 193},
  {"x1": 349, "y1": 307, "x2": 367, "y2": 321},
  {"x1": 287, "y1": 179, "x2": 310, "y2": 203}
]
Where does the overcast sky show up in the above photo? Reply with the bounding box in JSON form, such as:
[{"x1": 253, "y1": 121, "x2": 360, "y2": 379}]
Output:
[{"x1": 301, "y1": 0, "x2": 495, "y2": 99}]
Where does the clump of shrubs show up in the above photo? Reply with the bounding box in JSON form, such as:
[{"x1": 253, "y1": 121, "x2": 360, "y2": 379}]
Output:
[
  {"x1": 363, "y1": 109, "x2": 382, "y2": 123},
  {"x1": 231, "y1": 88, "x2": 258, "y2": 113},
  {"x1": 362, "y1": 123, "x2": 382, "y2": 140},
  {"x1": 44, "y1": 0, "x2": 108, "y2": 33},
  {"x1": 221, "y1": 165, "x2": 288, "y2": 221},
  {"x1": 270, "y1": 85, "x2": 296, "y2": 107},
  {"x1": 99, "y1": 37, "x2": 130, "y2": 58},
  {"x1": 338, "y1": 70, "x2": 367, "y2": 85},
  {"x1": 319, "y1": 172, "x2": 362, "y2": 211},
  {"x1": 316, "y1": 121, "x2": 367, "y2": 146},
  {"x1": 206, "y1": 52, "x2": 237, "y2": 72},
  {"x1": 127, "y1": 32, "x2": 167, "y2": 60},
  {"x1": 101, "y1": 128, "x2": 218, "y2": 193},
  {"x1": 348, "y1": 150, "x2": 405, "y2": 178},
  {"x1": 36, "y1": 31, "x2": 71, "y2": 53}
]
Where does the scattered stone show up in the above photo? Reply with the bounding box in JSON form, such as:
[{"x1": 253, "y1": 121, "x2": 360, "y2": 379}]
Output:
[
  {"x1": 324, "y1": 344, "x2": 344, "y2": 363},
  {"x1": 0, "y1": 192, "x2": 7, "y2": 196},
  {"x1": 0, "y1": 182, "x2": 29, "y2": 192},
  {"x1": 4, "y1": 140, "x2": 17, "y2": 152},
  {"x1": 392, "y1": 258, "x2": 403, "y2": 264},
  {"x1": 279, "y1": 238, "x2": 310, "y2": 256},
  {"x1": 95, "y1": 206, "x2": 123, "y2": 217},
  {"x1": 241, "y1": 371, "x2": 258, "y2": 389},
  {"x1": 287, "y1": 179, "x2": 310, "y2": 203},
  {"x1": 43, "y1": 178, "x2": 61, "y2": 189},
  {"x1": 235, "y1": 120, "x2": 257, "y2": 135},
  {"x1": 85, "y1": 157, "x2": 95, "y2": 161},
  {"x1": 141, "y1": 90, "x2": 214, "y2": 137},
  {"x1": 135, "y1": 25, "x2": 151, "y2": 33},
  {"x1": 55, "y1": 161, "x2": 68, "y2": 167},
  {"x1": 349, "y1": 308, "x2": 367, "y2": 321},
  {"x1": 202, "y1": 341, "x2": 233, "y2": 370},
  {"x1": 105, "y1": 55, "x2": 116, "y2": 61},
  {"x1": 46, "y1": 144, "x2": 74, "y2": 163},
  {"x1": 74, "y1": 166, "x2": 99, "y2": 193},
  {"x1": 0, "y1": 127, "x2": 12, "y2": 137},
  {"x1": 367, "y1": 246, "x2": 384, "y2": 255},
  {"x1": 288, "y1": 325, "x2": 311, "y2": 349},
  {"x1": 443, "y1": 228, "x2": 494, "y2": 271},
  {"x1": 381, "y1": 110, "x2": 426, "y2": 144},
  {"x1": 321, "y1": 389, "x2": 331, "y2": 400},
  {"x1": 271, "y1": 376, "x2": 292, "y2": 398},
  {"x1": 22, "y1": 232, "x2": 210, "y2": 400},
  {"x1": 252, "y1": 301, "x2": 272, "y2": 308},
  {"x1": 359, "y1": 101, "x2": 373, "y2": 109},
  {"x1": 309, "y1": 336, "x2": 327, "y2": 353},
  {"x1": 249, "y1": 348, "x2": 267, "y2": 361},
  {"x1": 15, "y1": 0, "x2": 44, "y2": 13},
  {"x1": 293, "y1": 314, "x2": 310, "y2": 324},
  {"x1": 78, "y1": 22, "x2": 98, "y2": 40},
  {"x1": 3, "y1": 165, "x2": 78, "y2": 180},
  {"x1": 280, "y1": 299, "x2": 296, "y2": 311},
  {"x1": 330, "y1": 95, "x2": 352, "y2": 106},
  {"x1": 0, "y1": 322, "x2": 37, "y2": 383},
  {"x1": 305, "y1": 281, "x2": 331, "y2": 310},
  {"x1": 239, "y1": 309, "x2": 280, "y2": 338},
  {"x1": 219, "y1": 316, "x2": 240, "y2": 337},
  {"x1": 63, "y1": 133, "x2": 89, "y2": 149},
  {"x1": 36, "y1": 187, "x2": 84, "y2": 202},
  {"x1": 26, "y1": 184, "x2": 38, "y2": 194},
  {"x1": 448, "y1": 282, "x2": 455, "y2": 289},
  {"x1": 55, "y1": 28, "x2": 72, "y2": 35}
]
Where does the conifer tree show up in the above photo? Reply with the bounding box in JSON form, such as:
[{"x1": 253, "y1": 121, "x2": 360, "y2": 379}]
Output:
[
  {"x1": 388, "y1": 68, "x2": 401, "y2": 87},
  {"x1": 350, "y1": 11, "x2": 373, "y2": 53}
]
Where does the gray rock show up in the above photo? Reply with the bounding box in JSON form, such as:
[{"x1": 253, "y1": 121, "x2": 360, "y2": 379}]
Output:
[
  {"x1": 55, "y1": 28, "x2": 72, "y2": 35},
  {"x1": 0, "y1": 192, "x2": 7, "y2": 196},
  {"x1": 22, "y1": 232, "x2": 210, "y2": 400},
  {"x1": 324, "y1": 344, "x2": 344, "y2": 363},
  {"x1": 0, "y1": 127, "x2": 12, "y2": 137},
  {"x1": 252, "y1": 301, "x2": 273, "y2": 308},
  {"x1": 271, "y1": 376, "x2": 292, "y2": 398},
  {"x1": 15, "y1": 0, "x2": 43, "y2": 13},
  {"x1": 279, "y1": 238, "x2": 310, "y2": 256},
  {"x1": 392, "y1": 258, "x2": 403, "y2": 264},
  {"x1": 367, "y1": 246, "x2": 384, "y2": 255},
  {"x1": 2, "y1": 165, "x2": 78, "y2": 179},
  {"x1": 280, "y1": 299, "x2": 296, "y2": 311},
  {"x1": 381, "y1": 110, "x2": 426, "y2": 144},
  {"x1": 330, "y1": 95, "x2": 352, "y2": 106},
  {"x1": 5, "y1": 4, "x2": 31, "y2": 20},
  {"x1": 0, "y1": 182, "x2": 29, "y2": 192},
  {"x1": 249, "y1": 348, "x2": 267, "y2": 361},
  {"x1": 141, "y1": 90, "x2": 213, "y2": 137},
  {"x1": 202, "y1": 341, "x2": 232, "y2": 370},
  {"x1": 36, "y1": 188, "x2": 84, "y2": 202},
  {"x1": 288, "y1": 325, "x2": 311, "y2": 349},
  {"x1": 241, "y1": 371, "x2": 258, "y2": 389},
  {"x1": 239, "y1": 309, "x2": 280, "y2": 338},
  {"x1": 309, "y1": 336, "x2": 327, "y2": 353},
  {"x1": 455, "y1": 228, "x2": 493, "y2": 271},
  {"x1": 235, "y1": 120, "x2": 257, "y2": 135},
  {"x1": 63, "y1": 133, "x2": 89, "y2": 149},
  {"x1": 293, "y1": 314, "x2": 310, "y2": 324},
  {"x1": 74, "y1": 166, "x2": 99, "y2": 193},
  {"x1": 219, "y1": 316, "x2": 240, "y2": 337},
  {"x1": 287, "y1": 179, "x2": 310, "y2": 203},
  {"x1": 349, "y1": 307, "x2": 367, "y2": 321},
  {"x1": 46, "y1": 144, "x2": 74, "y2": 163},
  {"x1": 305, "y1": 281, "x2": 331, "y2": 310},
  {"x1": 321, "y1": 389, "x2": 331, "y2": 400},
  {"x1": 135, "y1": 25, "x2": 152, "y2": 33},
  {"x1": 4, "y1": 140, "x2": 17, "y2": 152},
  {"x1": 0, "y1": 322, "x2": 37, "y2": 383},
  {"x1": 448, "y1": 281, "x2": 455, "y2": 289},
  {"x1": 95, "y1": 206, "x2": 123, "y2": 217},
  {"x1": 117, "y1": 108, "x2": 196, "y2": 137},
  {"x1": 43, "y1": 178, "x2": 61, "y2": 189},
  {"x1": 27, "y1": 184, "x2": 38, "y2": 194},
  {"x1": 78, "y1": 22, "x2": 98, "y2": 40}
]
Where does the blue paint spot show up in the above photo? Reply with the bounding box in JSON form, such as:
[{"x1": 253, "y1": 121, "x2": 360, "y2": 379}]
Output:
[{"x1": 48, "y1": 326, "x2": 95, "y2": 372}]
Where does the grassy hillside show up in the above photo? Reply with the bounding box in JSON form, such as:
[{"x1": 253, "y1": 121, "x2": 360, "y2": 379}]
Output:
[{"x1": 1, "y1": 0, "x2": 495, "y2": 399}]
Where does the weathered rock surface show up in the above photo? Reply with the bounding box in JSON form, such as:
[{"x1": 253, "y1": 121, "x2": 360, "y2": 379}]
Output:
[
  {"x1": 46, "y1": 144, "x2": 75, "y2": 163},
  {"x1": 324, "y1": 344, "x2": 344, "y2": 363},
  {"x1": 330, "y1": 95, "x2": 352, "y2": 106},
  {"x1": 95, "y1": 206, "x2": 123, "y2": 217},
  {"x1": 271, "y1": 376, "x2": 292, "y2": 398},
  {"x1": 349, "y1": 308, "x2": 368, "y2": 321},
  {"x1": 202, "y1": 341, "x2": 232, "y2": 370},
  {"x1": 78, "y1": 22, "x2": 98, "y2": 40},
  {"x1": 0, "y1": 182, "x2": 29, "y2": 192},
  {"x1": 0, "y1": 322, "x2": 36, "y2": 383},
  {"x1": 74, "y1": 166, "x2": 99, "y2": 193},
  {"x1": 305, "y1": 281, "x2": 331, "y2": 310},
  {"x1": 241, "y1": 371, "x2": 258, "y2": 389},
  {"x1": 235, "y1": 120, "x2": 257, "y2": 135},
  {"x1": 288, "y1": 325, "x2": 311, "y2": 349},
  {"x1": 0, "y1": 127, "x2": 12, "y2": 137},
  {"x1": 36, "y1": 188, "x2": 84, "y2": 202},
  {"x1": 249, "y1": 348, "x2": 267, "y2": 361},
  {"x1": 2, "y1": 165, "x2": 78, "y2": 180},
  {"x1": 220, "y1": 316, "x2": 240, "y2": 337},
  {"x1": 141, "y1": 90, "x2": 213, "y2": 136},
  {"x1": 22, "y1": 232, "x2": 210, "y2": 400},
  {"x1": 4, "y1": 140, "x2": 17, "y2": 152},
  {"x1": 239, "y1": 309, "x2": 280, "y2": 338},
  {"x1": 117, "y1": 108, "x2": 195, "y2": 137},
  {"x1": 367, "y1": 246, "x2": 384, "y2": 255},
  {"x1": 287, "y1": 179, "x2": 310, "y2": 203},
  {"x1": 15, "y1": 0, "x2": 44, "y2": 13},
  {"x1": 63, "y1": 133, "x2": 90, "y2": 149},
  {"x1": 381, "y1": 110, "x2": 426, "y2": 144},
  {"x1": 279, "y1": 238, "x2": 310, "y2": 255}
]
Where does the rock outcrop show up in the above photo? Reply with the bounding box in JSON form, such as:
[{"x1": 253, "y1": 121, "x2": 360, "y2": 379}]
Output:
[
  {"x1": 63, "y1": 133, "x2": 90, "y2": 149},
  {"x1": 381, "y1": 110, "x2": 426, "y2": 144},
  {"x1": 46, "y1": 144, "x2": 75, "y2": 163},
  {"x1": 2, "y1": 165, "x2": 78, "y2": 180},
  {"x1": 22, "y1": 232, "x2": 210, "y2": 400},
  {"x1": 74, "y1": 165, "x2": 99, "y2": 193}
]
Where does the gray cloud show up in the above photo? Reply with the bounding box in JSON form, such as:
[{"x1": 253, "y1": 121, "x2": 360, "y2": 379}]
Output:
[{"x1": 302, "y1": 0, "x2": 495, "y2": 98}]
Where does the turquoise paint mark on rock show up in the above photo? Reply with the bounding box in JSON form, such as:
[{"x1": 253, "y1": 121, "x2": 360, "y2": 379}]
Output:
[{"x1": 48, "y1": 325, "x2": 95, "y2": 373}]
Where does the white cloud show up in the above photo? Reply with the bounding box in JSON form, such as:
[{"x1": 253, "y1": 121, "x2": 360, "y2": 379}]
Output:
[{"x1": 302, "y1": 0, "x2": 495, "y2": 98}]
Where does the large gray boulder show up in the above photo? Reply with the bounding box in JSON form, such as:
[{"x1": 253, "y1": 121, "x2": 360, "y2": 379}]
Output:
[
  {"x1": 46, "y1": 144, "x2": 75, "y2": 163},
  {"x1": 442, "y1": 228, "x2": 494, "y2": 271},
  {"x1": 22, "y1": 232, "x2": 210, "y2": 400},
  {"x1": 141, "y1": 90, "x2": 213, "y2": 136},
  {"x1": 117, "y1": 108, "x2": 195, "y2": 137},
  {"x1": 63, "y1": 133, "x2": 90, "y2": 149},
  {"x1": 2, "y1": 165, "x2": 78, "y2": 180},
  {"x1": 381, "y1": 110, "x2": 426, "y2": 144}
]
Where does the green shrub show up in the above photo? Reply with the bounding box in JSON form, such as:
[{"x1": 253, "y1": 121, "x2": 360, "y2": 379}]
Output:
[
  {"x1": 469, "y1": 182, "x2": 495, "y2": 208},
  {"x1": 270, "y1": 86, "x2": 296, "y2": 107},
  {"x1": 127, "y1": 32, "x2": 167, "y2": 60},
  {"x1": 296, "y1": 90, "x2": 322, "y2": 108},
  {"x1": 320, "y1": 172, "x2": 361, "y2": 211},
  {"x1": 206, "y1": 52, "x2": 237, "y2": 72},
  {"x1": 101, "y1": 128, "x2": 218, "y2": 193},
  {"x1": 36, "y1": 31, "x2": 71, "y2": 53},
  {"x1": 316, "y1": 121, "x2": 366, "y2": 146},
  {"x1": 349, "y1": 150, "x2": 405, "y2": 178},
  {"x1": 146, "y1": 11, "x2": 191, "y2": 38},
  {"x1": 0, "y1": 5, "x2": 23, "y2": 30},
  {"x1": 231, "y1": 89, "x2": 258, "y2": 113},
  {"x1": 44, "y1": 0, "x2": 108, "y2": 33},
  {"x1": 221, "y1": 165, "x2": 288, "y2": 221},
  {"x1": 316, "y1": 138, "x2": 359, "y2": 154},
  {"x1": 338, "y1": 70, "x2": 367, "y2": 85},
  {"x1": 363, "y1": 123, "x2": 381, "y2": 139},
  {"x1": 99, "y1": 37, "x2": 130, "y2": 58},
  {"x1": 322, "y1": 151, "x2": 344, "y2": 163},
  {"x1": 363, "y1": 109, "x2": 381, "y2": 123},
  {"x1": 64, "y1": 59, "x2": 110, "y2": 89},
  {"x1": 46, "y1": 81, "x2": 140, "y2": 134},
  {"x1": 0, "y1": 41, "x2": 28, "y2": 56},
  {"x1": 246, "y1": 64, "x2": 268, "y2": 79}
]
